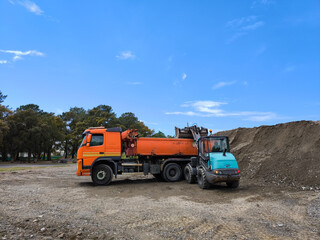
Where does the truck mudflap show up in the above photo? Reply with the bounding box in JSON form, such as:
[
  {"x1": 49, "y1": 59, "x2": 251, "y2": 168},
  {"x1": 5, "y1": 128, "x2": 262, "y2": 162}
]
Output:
[{"x1": 204, "y1": 169, "x2": 240, "y2": 184}]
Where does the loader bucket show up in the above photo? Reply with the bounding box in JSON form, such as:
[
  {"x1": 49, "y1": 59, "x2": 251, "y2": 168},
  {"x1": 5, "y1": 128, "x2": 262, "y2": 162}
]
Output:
[{"x1": 175, "y1": 126, "x2": 208, "y2": 139}]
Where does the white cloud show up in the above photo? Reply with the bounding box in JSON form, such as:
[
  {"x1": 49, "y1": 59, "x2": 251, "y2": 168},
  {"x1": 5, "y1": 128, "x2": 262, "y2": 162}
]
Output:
[
  {"x1": 0, "y1": 49, "x2": 44, "y2": 62},
  {"x1": 213, "y1": 81, "x2": 236, "y2": 90},
  {"x1": 227, "y1": 16, "x2": 265, "y2": 43},
  {"x1": 182, "y1": 73, "x2": 187, "y2": 80},
  {"x1": 245, "y1": 113, "x2": 277, "y2": 121},
  {"x1": 0, "y1": 60, "x2": 8, "y2": 64},
  {"x1": 116, "y1": 51, "x2": 135, "y2": 60},
  {"x1": 166, "y1": 111, "x2": 198, "y2": 116},
  {"x1": 18, "y1": 0, "x2": 43, "y2": 15},
  {"x1": 0, "y1": 49, "x2": 44, "y2": 56},
  {"x1": 126, "y1": 81, "x2": 142, "y2": 85},
  {"x1": 13, "y1": 55, "x2": 23, "y2": 61},
  {"x1": 241, "y1": 21, "x2": 265, "y2": 31},
  {"x1": 166, "y1": 100, "x2": 277, "y2": 122},
  {"x1": 227, "y1": 16, "x2": 257, "y2": 28}
]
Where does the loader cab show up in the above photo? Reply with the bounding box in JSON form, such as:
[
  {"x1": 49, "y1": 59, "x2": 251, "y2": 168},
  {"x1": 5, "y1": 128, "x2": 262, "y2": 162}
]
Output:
[
  {"x1": 198, "y1": 136, "x2": 238, "y2": 171},
  {"x1": 198, "y1": 136, "x2": 230, "y2": 158}
]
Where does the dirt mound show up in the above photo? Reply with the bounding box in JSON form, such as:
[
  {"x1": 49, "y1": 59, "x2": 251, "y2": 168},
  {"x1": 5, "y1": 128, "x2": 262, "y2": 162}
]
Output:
[{"x1": 215, "y1": 121, "x2": 320, "y2": 189}]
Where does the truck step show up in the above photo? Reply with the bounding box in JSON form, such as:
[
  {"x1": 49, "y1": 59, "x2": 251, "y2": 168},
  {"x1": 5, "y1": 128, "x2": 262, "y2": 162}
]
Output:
[
  {"x1": 121, "y1": 172, "x2": 145, "y2": 175},
  {"x1": 122, "y1": 163, "x2": 142, "y2": 167}
]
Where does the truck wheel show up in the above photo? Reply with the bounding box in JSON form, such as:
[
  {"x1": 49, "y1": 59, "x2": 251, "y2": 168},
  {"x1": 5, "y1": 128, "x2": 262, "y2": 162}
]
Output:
[
  {"x1": 197, "y1": 168, "x2": 210, "y2": 189},
  {"x1": 163, "y1": 163, "x2": 182, "y2": 182},
  {"x1": 184, "y1": 164, "x2": 196, "y2": 184},
  {"x1": 226, "y1": 180, "x2": 239, "y2": 188},
  {"x1": 91, "y1": 164, "x2": 113, "y2": 185}
]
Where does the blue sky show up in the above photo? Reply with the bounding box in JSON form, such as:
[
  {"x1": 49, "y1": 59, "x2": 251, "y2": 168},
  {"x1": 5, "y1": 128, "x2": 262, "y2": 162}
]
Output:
[{"x1": 0, "y1": 0, "x2": 319, "y2": 135}]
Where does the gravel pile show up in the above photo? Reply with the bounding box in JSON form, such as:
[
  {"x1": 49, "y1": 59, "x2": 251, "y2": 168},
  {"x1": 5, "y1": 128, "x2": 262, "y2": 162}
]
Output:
[{"x1": 215, "y1": 120, "x2": 320, "y2": 189}]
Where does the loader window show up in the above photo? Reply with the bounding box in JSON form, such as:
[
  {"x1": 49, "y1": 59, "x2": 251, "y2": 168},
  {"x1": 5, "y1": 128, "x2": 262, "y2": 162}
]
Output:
[
  {"x1": 210, "y1": 138, "x2": 229, "y2": 152},
  {"x1": 90, "y1": 134, "x2": 104, "y2": 146},
  {"x1": 200, "y1": 137, "x2": 230, "y2": 153}
]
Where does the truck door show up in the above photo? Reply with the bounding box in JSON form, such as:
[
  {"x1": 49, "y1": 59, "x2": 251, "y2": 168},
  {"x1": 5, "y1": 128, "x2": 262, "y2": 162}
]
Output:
[{"x1": 83, "y1": 133, "x2": 105, "y2": 166}]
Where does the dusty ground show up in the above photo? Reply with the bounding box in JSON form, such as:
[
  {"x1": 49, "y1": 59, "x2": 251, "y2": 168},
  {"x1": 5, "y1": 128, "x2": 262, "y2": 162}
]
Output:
[{"x1": 0, "y1": 164, "x2": 319, "y2": 240}]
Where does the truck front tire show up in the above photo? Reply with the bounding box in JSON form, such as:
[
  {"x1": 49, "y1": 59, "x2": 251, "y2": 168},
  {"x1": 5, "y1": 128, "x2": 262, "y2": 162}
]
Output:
[
  {"x1": 92, "y1": 164, "x2": 113, "y2": 185},
  {"x1": 197, "y1": 168, "x2": 210, "y2": 189},
  {"x1": 184, "y1": 164, "x2": 196, "y2": 184},
  {"x1": 163, "y1": 163, "x2": 182, "y2": 182}
]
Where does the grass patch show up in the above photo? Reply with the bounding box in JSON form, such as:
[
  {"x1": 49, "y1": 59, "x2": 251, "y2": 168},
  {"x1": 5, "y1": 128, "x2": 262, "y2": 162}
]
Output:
[{"x1": 0, "y1": 165, "x2": 70, "y2": 172}]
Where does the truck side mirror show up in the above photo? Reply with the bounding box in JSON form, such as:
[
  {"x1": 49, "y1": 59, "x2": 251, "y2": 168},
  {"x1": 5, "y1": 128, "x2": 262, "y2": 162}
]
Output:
[{"x1": 86, "y1": 134, "x2": 92, "y2": 146}]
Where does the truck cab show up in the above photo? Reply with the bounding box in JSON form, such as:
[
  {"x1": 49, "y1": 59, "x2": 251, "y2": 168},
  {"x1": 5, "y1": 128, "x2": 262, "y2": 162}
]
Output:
[{"x1": 76, "y1": 127, "x2": 122, "y2": 180}]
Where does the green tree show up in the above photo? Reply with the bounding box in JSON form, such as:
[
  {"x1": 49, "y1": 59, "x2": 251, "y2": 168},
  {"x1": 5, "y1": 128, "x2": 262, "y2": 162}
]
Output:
[
  {"x1": 118, "y1": 112, "x2": 154, "y2": 137},
  {"x1": 0, "y1": 91, "x2": 7, "y2": 104},
  {"x1": 0, "y1": 91, "x2": 11, "y2": 160},
  {"x1": 87, "y1": 105, "x2": 117, "y2": 127},
  {"x1": 12, "y1": 105, "x2": 43, "y2": 161},
  {"x1": 60, "y1": 107, "x2": 88, "y2": 158},
  {"x1": 39, "y1": 113, "x2": 64, "y2": 160},
  {"x1": 152, "y1": 131, "x2": 166, "y2": 138}
]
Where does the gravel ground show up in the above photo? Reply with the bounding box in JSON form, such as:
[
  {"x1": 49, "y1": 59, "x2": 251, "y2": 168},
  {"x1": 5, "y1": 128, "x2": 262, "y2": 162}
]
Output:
[{"x1": 0, "y1": 164, "x2": 319, "y2": 239}]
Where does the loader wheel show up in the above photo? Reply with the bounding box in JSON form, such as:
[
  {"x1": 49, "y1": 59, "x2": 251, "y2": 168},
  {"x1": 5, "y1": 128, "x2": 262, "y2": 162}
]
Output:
[
  {"x1": 92, "y1": 164, "x2": 113, "y2": 185},
  {"x1": 197, "y1": 168, "x2": 210, "y2": 189},
  {"x1": 184, "y1": 164, "x2": 196, "y2": 184},
  {"x1": 163, "y1": 163, "x2": 182, "y2": 182},
  {"x1": 226, "y1": 180, "x2": 239, "y2": 188}
]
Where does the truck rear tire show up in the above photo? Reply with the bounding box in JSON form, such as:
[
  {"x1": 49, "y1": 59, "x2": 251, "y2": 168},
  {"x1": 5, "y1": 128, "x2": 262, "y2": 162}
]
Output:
[
  {"x1": 163, "y1": 163, "x2": 182, "y2": 182},
  {"x1": 226, "y1": 180, "x2": 239, "y2": 188},
  {"x1": 184, "y1": 164, "x2": 196, "y2": 184},
  {"x1": 197, "y1": 168, "x2": 210, "y2": 189},
  {"x1": 91, "y1": 164, "x2": 113, "y2": 185}
]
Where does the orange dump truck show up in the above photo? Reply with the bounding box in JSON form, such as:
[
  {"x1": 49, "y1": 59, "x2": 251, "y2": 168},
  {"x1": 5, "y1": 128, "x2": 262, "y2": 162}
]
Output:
[{"x1": 76, "y1": 127, "x2": 199, "y2": 185}]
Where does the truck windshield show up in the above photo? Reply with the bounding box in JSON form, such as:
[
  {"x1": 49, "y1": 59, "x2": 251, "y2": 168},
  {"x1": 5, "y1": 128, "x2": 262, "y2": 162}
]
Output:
[
  {"x1": 79, "y1": 134, "x2": 87, "y2": 148},
  {"x1": 201, "y1": 137, "x2": 229, "y2": 154}
]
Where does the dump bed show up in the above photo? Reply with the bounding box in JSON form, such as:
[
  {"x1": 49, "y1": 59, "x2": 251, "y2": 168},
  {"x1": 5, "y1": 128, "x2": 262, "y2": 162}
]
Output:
[{"x1": 131, "y1": 138, "x2": 198, "y2": 157}]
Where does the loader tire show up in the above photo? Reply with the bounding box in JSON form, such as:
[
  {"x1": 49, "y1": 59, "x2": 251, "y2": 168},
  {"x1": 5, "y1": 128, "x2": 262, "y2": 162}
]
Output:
[
  {"x1": 227, "y1": 180, "x2": 239, "y2": 188},
  {"x1": 163, "y1": 163, "x2": 182, "y2": 182},
  {"x1": 184, "y1": 164, "x2": 196, "y2": 184},
  {"x1": 197, "y1": 168, "x2": 210, "y2": 189},
  {"x1": 92, "y1": 164, "x2": 113, "y2": 185}
]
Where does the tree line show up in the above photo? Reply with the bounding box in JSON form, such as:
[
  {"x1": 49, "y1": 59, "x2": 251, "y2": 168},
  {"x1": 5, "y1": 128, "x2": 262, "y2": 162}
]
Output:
[{"x1": 0, "y1": 91, "x2": 168, "y2": 162}]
